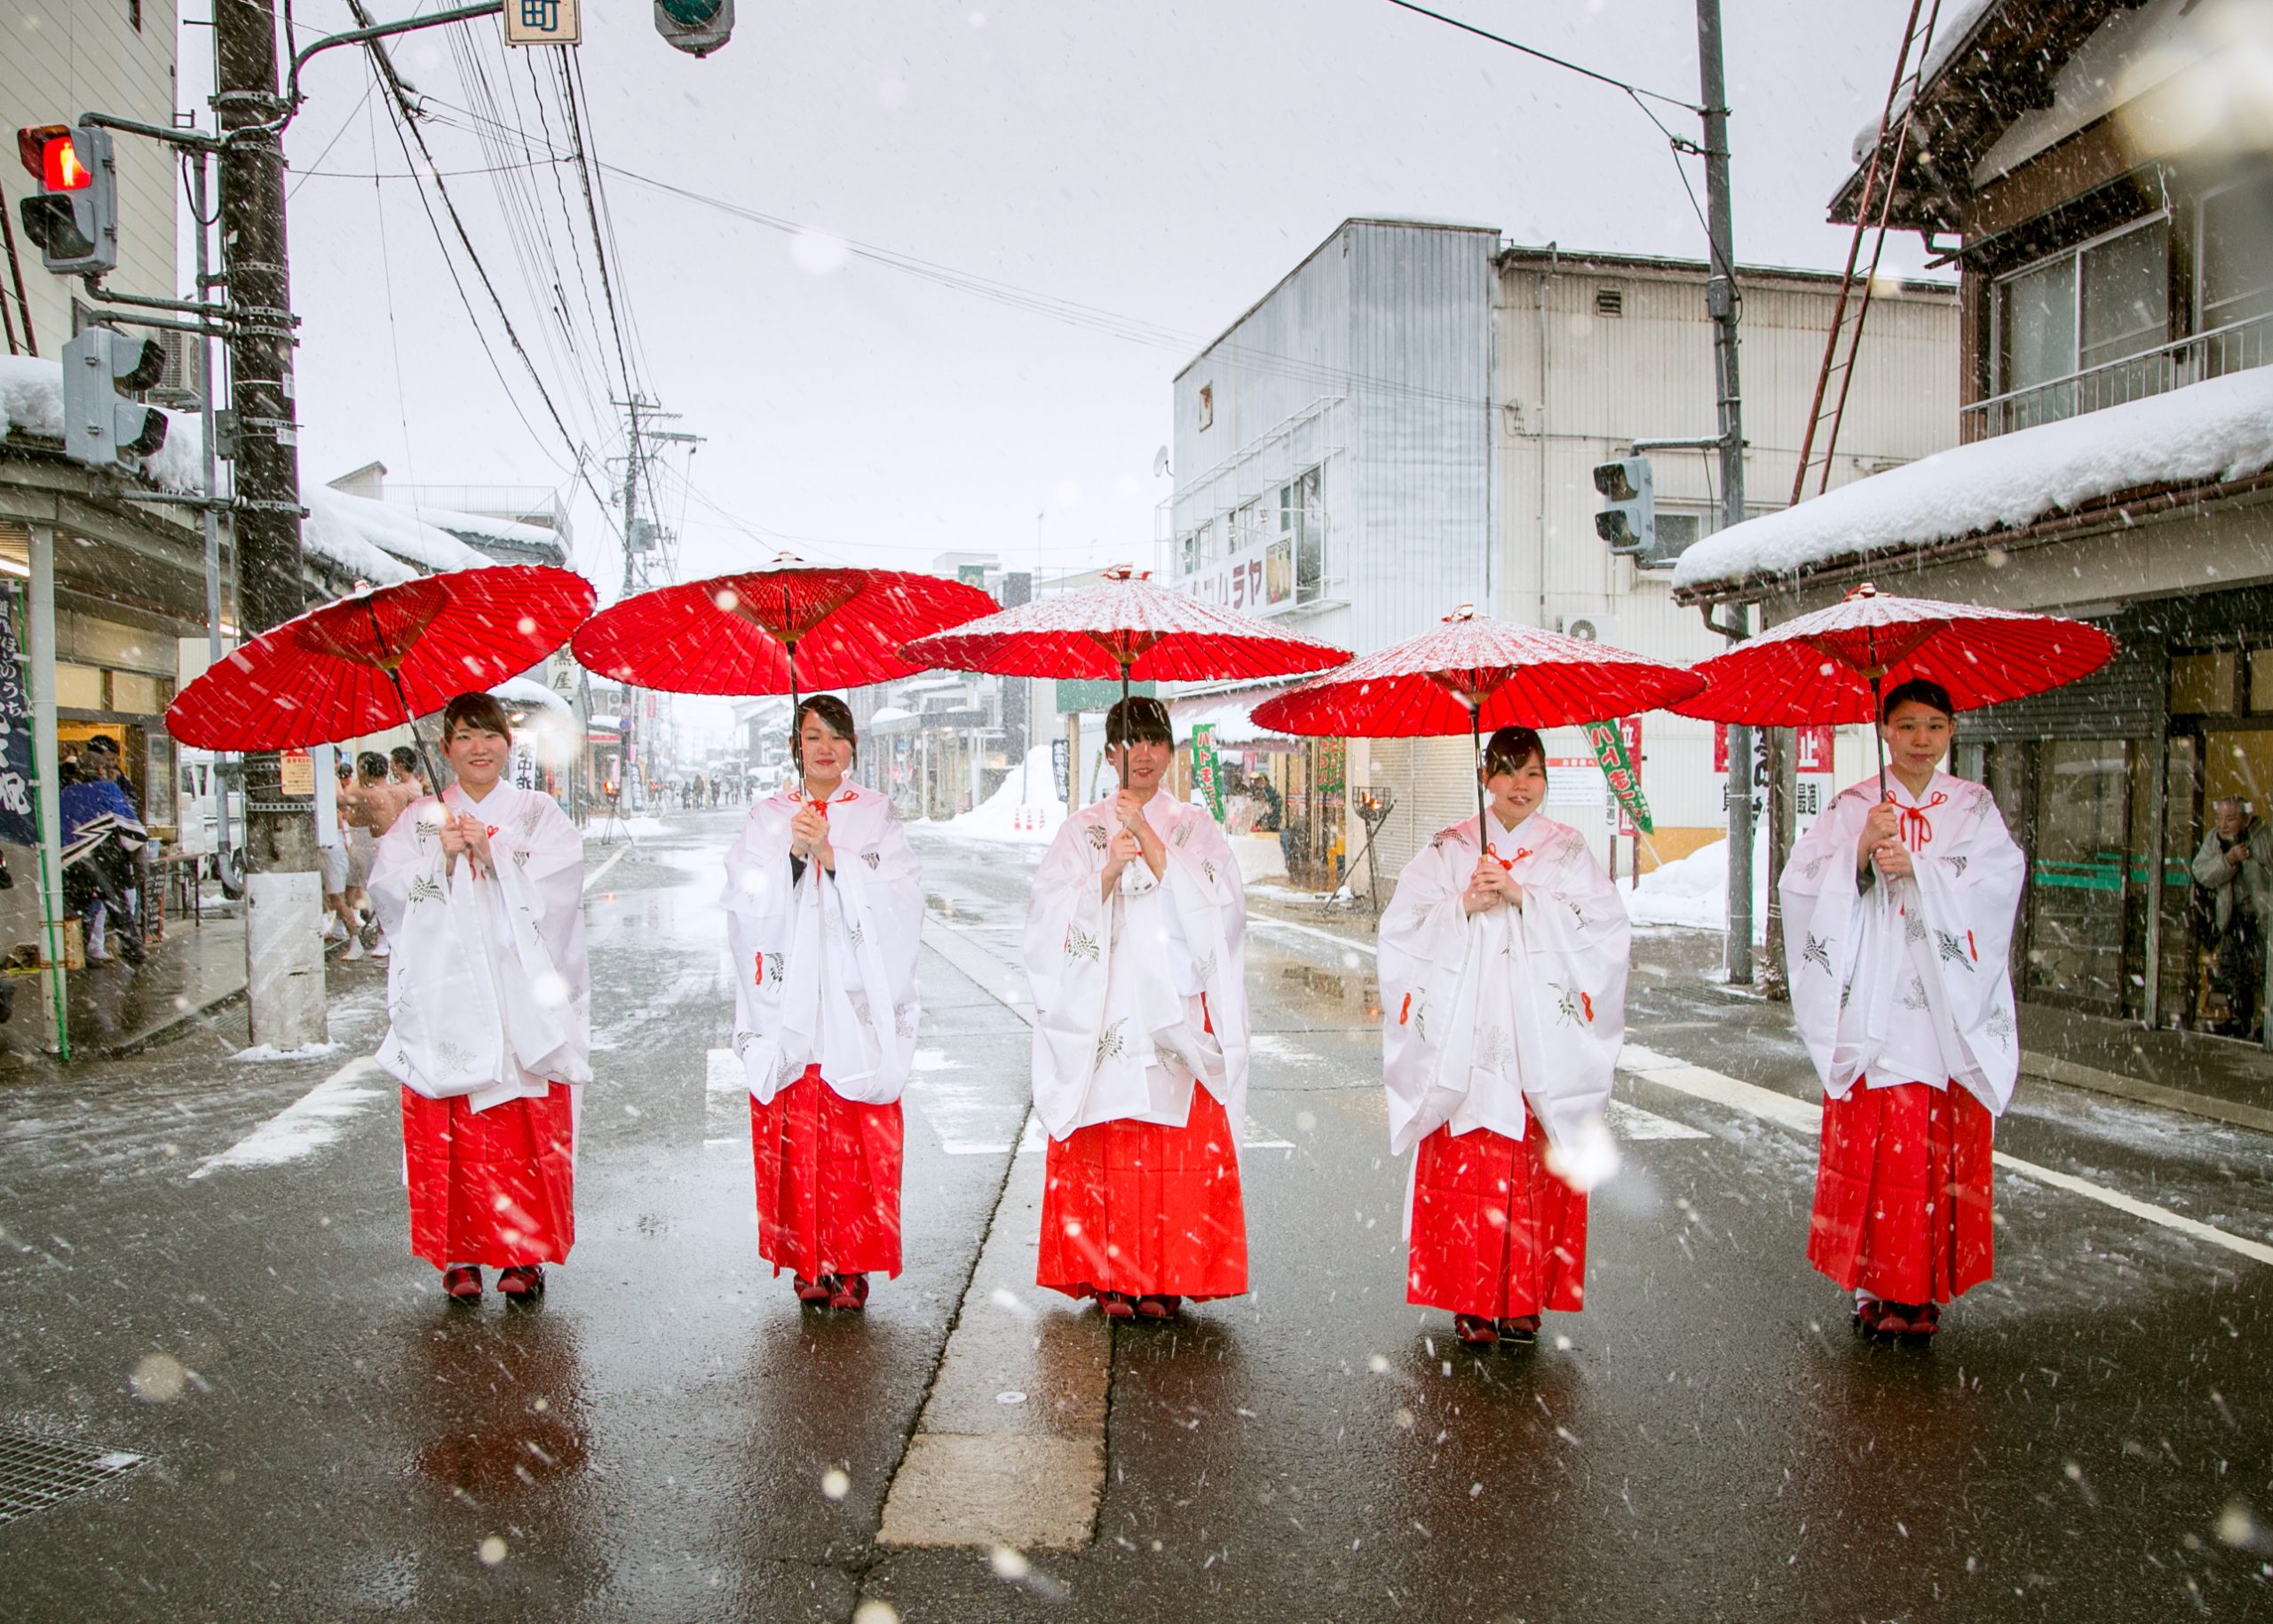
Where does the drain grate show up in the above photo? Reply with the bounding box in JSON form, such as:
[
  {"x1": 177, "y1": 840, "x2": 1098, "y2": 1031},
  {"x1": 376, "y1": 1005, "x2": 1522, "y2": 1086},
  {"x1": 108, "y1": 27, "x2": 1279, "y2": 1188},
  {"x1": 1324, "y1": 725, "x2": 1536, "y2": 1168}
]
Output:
[{"x1": 0, "y1": 1429, "x2": 145, "y2": 1525}]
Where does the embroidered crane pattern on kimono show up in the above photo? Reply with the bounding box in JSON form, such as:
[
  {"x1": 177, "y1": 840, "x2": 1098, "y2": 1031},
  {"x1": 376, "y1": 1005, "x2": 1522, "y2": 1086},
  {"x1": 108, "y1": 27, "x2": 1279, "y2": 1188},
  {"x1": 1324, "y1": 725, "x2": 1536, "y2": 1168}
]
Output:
[
  {"x1": 1084, "y1": 822, "x2": 1109, "y2": 852},
  {"x1": 1095, "y1": 1018, "x2": 1126, "y2": 1066},
  {"x1": 408, "y1": 875, "x2": 444, "y2": 905},
  {"x1": 1063, "y1": 923, "x2": 1099, "y2": 963},
  {"x1": 1937, "y1": 929, "x2": 1975, "y2": 970},
  {"x1": 1802, "y1": 932, "x2": 1833, "y2": 974}
]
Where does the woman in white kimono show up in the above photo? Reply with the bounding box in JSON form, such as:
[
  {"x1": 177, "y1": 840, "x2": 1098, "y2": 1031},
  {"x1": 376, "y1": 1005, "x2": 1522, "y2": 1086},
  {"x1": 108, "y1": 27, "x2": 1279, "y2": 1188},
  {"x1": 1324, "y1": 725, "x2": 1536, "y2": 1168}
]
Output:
[
  {"x1": 723, "y1": 695, "x2": 922, "y2": 1311},
  {"x1": 368, "y1": 692, "x2": 590, "y2": 1302},
  {"x1": 1024, "y1": 696, "x2": 1251, "y2": 1320},
  {"x1": 1780, "y1": 678, "x2": 2026, "y2": 1338},
  {"x1": 1378, "y1": 725, "x2": 1629, "y2": 1347}
]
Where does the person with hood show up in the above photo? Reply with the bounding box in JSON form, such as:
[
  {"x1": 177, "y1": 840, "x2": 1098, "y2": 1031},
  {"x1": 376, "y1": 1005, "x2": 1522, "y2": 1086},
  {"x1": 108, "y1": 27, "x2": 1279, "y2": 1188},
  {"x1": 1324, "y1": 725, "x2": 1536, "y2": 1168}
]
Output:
[
  {"x1": 2192, "y1": 796, "x2": 2272, "y2": 1036},
  {"x1": 1779, "y1": 678, "x2": 2026, "y2": 1338},
  {"x1": 723, "y1": 695, "x2": 923, "y2": 1311},
  {"x1": 368, "y1": 693, "x2": 590, "y2": 1302},
  {"x1": 1024, "y1": 695, "x2": 1250, "y2": 1320},
  {"x1": 1377, "y1": 725, "x2": 1629, "y2": 1348}
]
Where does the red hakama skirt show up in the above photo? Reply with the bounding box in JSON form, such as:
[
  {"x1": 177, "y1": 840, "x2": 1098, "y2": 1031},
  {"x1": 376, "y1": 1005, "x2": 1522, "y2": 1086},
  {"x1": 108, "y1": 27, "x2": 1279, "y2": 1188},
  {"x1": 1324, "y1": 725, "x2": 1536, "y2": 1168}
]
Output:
[
  {"x1": 1808, "y1": 1077, "x2": 1994, "y2": 1304},
  {"x1": 752, "y1": 1064, "x2": 904, "y2": 1279},
  {"x1": 401, "y1": 1082, "x2": 577, "y2": 1270},
  {"x1": 1037, "y1": 1086, "x2": 1247, "y2": 1303},
  {"x1": 1406, "y1": 1113, "x2": 1587, "y2": 1319}
]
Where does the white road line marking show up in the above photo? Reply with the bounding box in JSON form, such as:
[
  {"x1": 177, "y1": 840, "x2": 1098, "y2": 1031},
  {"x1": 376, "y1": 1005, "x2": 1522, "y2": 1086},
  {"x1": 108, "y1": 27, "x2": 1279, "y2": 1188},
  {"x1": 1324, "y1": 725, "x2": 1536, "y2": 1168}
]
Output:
[
  {"x1": 706, "y1": 1048, "x2": 747, "y2": 1149},
  {"x1": 1604, "y1": 1097, "x2": 1710, "y2": 1141},
  {"x1": 1619, "y1": 1043, "x2": 2273, "y2": 1269},
  {"x1": 1249, "y1": 917, "x2": 1377, "y2": 957},
  {"x1": 582, "y1": 844, "x2": 630, "y2": 894},
  {"x1": 188, "y1": 1057, "x2": 386, "y2": 1179}
]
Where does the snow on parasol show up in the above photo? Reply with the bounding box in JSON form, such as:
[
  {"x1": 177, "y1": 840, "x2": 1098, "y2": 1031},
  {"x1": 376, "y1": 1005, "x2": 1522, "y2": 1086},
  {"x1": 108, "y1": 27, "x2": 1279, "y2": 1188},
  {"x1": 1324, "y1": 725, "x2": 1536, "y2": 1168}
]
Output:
[
  {"x1": 1674, "y1": 582, "x2": 2117, "y2": 794},
  {"x1": 569, "y1": 553, "x2": 1001, "y2": 711},
  {"x1": 895, "y1": 564, "x2": 1349, "y2": 712},
  {"x1": 165, "y1": 566, "x2": 597, "y2": 784},
  {"x1": 1252, "y1": 604, "x2": 1704, "y2": 827}
]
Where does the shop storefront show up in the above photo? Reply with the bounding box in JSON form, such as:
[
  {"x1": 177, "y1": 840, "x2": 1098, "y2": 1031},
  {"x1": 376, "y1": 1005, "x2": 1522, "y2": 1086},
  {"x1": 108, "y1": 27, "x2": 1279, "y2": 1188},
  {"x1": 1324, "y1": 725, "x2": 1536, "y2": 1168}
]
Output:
[{"x1": 1946, "y1": 588, "x2": 2273, "y2": 1034}]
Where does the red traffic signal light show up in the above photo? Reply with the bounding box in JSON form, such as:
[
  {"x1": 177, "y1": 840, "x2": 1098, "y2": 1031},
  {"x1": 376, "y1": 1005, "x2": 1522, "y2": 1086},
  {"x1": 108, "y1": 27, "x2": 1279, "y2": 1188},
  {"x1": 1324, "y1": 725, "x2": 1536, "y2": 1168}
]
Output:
[{"x1": 17, "y1": 125, "x2": 92, "y2": 192}]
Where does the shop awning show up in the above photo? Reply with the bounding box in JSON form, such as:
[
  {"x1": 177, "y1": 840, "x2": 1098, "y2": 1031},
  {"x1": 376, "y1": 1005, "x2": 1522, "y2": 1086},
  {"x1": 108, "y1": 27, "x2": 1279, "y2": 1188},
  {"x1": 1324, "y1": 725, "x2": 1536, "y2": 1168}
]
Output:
[{"x1": 1169, "y1": 684, "x2": 1301, "y2": 746}]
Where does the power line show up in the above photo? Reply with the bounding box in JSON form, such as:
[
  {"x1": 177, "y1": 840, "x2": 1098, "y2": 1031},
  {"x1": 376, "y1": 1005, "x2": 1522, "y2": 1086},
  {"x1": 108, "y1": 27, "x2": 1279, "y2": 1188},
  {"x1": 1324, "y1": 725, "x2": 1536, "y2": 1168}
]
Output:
[
  {"x1": 352, "y1": 37, "x2": 624, "y2": 546},
  {"x1": 1381, "y1": 0, "x2": 1705, "y2": 114}
]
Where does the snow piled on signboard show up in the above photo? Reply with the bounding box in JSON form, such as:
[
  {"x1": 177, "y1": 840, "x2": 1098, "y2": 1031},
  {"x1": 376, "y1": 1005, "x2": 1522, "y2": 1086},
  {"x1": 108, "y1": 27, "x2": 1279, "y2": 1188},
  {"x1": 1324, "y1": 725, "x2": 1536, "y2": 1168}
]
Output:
[
  {"x1": 1672, "y1": 368, "x2": 2273, "y2": 593},
  {"x1": 0, "y1": 352, "x2": 203, "y2": 493}
]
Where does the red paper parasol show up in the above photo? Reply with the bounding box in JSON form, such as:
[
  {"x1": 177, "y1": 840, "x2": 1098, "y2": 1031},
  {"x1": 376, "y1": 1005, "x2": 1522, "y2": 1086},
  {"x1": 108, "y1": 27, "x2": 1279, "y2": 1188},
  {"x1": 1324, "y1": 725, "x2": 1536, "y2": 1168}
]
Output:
[
  {"x1": 1253, "y1": 603, "x2": 1704, "y2": 828},
  {"x1": 570, "y1": 554, "x2": 1000, "y2": 707},
  {"x1": 896, "y1": 565, "x2": 1350, "y2": 709},
  {"x1": 166, "y1": 566, "x2": 597, "y2": 756},
  {"x1": 1674, "y1": 582, "x2": 2118, "y2": 792}
]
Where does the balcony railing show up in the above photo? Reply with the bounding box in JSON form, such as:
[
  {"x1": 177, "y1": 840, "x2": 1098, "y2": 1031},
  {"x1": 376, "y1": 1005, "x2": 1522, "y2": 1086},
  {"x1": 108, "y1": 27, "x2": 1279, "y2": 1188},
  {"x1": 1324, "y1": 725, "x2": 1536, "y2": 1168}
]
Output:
[{"x1": 1963, "y1": 310, "x2": 2273, "y2": 440}]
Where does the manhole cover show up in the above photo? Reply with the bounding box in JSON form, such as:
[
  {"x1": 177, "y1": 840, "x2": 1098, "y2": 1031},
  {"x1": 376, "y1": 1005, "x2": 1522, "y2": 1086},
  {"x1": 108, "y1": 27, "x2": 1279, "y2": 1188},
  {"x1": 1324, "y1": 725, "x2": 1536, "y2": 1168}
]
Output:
[{"x1": 0, "y1": 1429, "x2": 144, "y2": 1525}]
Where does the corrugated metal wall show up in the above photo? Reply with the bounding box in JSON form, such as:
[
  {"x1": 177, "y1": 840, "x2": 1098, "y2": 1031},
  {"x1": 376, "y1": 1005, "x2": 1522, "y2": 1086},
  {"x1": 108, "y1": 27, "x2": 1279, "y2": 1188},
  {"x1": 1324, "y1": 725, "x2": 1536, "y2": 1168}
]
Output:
[{"x1": 1170, "y1": 221, "x2": 1497, "y2": 659}]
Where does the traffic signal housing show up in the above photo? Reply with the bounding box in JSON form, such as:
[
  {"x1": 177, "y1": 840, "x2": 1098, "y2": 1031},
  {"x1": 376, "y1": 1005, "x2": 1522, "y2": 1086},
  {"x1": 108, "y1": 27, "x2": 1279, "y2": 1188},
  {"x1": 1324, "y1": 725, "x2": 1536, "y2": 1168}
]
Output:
[
  {"x1": 15, "y1": 123, "x2": 118, "y2": 277},
  {"x1": 655, "y1": 0, "x2": 733, "y2": 56},
  {"x1": 1593, "y1": 456, "x2": 1654, "y2": 558},
  {"x1": 63, "y1": 324, "x2": 169, "y2": 474}
]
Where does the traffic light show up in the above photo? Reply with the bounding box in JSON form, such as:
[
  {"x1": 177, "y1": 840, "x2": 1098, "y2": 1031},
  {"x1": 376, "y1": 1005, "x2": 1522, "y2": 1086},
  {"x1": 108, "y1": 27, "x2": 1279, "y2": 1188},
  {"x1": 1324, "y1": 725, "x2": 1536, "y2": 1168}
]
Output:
[
  {"x1": 62, "y1": 324, "x2": 169, "y2": 473},
  {"x1": 655, "y1": 0, "x2": 733, "y2": 56},
  {"x1": 15, "y1": 123, "x2": 118, "y2": 276},
  {"x1": 1592, "y1": 456, "x2": 1654, "y2": 558}
]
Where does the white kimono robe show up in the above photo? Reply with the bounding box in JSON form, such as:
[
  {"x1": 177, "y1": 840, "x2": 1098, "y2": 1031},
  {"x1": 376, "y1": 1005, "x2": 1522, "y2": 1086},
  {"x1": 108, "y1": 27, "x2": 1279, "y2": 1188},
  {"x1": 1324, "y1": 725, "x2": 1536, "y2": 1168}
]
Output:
[
  {"x1": 1024, "y1": 793, "x2": 1251, "y2": 1141},
  {"x1": 722, "y1": 783, "x2": 923, "y2": 1106},
  {"x1": 368, "y1": 781, "x2": 591, "y2": 1113},
  {"x1": 1379, "y1": 812, "x2": 1629, "y2": 1156},
  {"x1": 1779, "y1": 772, "x2": 2026, "y2": 1115}
]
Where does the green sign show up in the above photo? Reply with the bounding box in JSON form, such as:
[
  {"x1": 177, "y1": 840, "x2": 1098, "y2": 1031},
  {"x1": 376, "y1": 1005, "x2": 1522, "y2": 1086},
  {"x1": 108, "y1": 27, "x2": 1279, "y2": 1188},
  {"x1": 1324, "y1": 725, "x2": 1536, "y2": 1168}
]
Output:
[
  {"x1": 1055, "y1": 678, "x2": 1157, "y2": 715},
  {"x1": 1581, "y1": 717, "x2": 1653, "y2": 834},
  {"x1": 1192, "y1": 724, "x2": 1224, "y2": 819}
]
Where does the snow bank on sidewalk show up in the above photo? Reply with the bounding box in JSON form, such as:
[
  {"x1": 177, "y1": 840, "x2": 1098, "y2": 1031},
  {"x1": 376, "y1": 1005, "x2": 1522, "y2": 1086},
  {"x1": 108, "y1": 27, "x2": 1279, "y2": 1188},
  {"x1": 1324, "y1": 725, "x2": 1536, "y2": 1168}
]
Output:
[
  {"x1": 937, "y1": 742, "x2": 1065, "y2": 844},
  {"x1": 1673, "y1": 368, "x2": 2273, "y2": 592},
  {"x1": 1628, "y1": 824, "x2": 1769, "y2": 942}
]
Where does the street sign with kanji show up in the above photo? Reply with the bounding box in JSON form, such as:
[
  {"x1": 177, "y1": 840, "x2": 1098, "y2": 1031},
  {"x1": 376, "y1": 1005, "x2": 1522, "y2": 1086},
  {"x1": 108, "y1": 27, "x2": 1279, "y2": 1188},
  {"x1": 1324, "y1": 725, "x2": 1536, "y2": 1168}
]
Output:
[{"x1": 504, "y1": 0, "x2": 581, "y2": 46}]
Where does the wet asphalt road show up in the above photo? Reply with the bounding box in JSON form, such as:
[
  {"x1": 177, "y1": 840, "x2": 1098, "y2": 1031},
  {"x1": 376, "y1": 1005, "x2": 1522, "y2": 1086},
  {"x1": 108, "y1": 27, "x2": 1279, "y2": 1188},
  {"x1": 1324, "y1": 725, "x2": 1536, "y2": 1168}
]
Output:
[{"x1": 1, "y1": 807, "x2": 2269, "y2": 1622}]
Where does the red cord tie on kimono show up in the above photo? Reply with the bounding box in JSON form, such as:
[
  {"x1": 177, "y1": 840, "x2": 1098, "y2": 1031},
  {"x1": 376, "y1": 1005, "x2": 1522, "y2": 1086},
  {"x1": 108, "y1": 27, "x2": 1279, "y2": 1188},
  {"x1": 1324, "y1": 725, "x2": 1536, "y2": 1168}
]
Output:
[{"x1": 1896, "y1": 793, "x2": 1947, "y2": 851}]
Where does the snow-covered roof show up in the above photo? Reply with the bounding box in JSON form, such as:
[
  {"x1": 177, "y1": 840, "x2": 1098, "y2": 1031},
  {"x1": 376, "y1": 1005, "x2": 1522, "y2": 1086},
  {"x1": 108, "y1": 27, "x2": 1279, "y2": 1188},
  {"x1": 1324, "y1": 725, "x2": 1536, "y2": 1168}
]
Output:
[
  {"x1": 0, "y1": 353, "x2": 203, "y2": 494},
  {"x1": 490, "y1": 674, "x2": 574, "y2": 719},
  {"x1": 1849, "y1": 0, "x2": 2003, "y2": 164},
  {"x1": 306, "y1": 486, "x2": 489, "y2": 575},
  {"x1": 413, "y1": 504, "x2": 560, "y2": 553},
  {"x1": 1672, "y1": 368, "x2": 2273, "y2": 598}
]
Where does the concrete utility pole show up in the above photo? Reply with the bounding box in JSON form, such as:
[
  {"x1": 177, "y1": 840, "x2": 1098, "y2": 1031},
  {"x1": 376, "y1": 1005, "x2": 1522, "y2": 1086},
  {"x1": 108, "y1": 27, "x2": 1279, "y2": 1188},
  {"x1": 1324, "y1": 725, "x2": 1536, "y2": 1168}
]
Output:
[
  {"x1": 215, "y1": 0, "x2": 325, "y2": 1047},
  {"x1": 1696, "y1": 0, "x2": 1754, "y2": 986}
]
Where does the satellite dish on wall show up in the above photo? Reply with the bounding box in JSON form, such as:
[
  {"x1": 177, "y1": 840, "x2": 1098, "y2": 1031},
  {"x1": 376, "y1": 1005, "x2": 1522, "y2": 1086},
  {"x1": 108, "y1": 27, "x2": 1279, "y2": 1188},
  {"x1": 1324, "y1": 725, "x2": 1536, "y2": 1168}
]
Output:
[{"x1": 1152, "y1": 446, "x2": 1171, "y2": 479}]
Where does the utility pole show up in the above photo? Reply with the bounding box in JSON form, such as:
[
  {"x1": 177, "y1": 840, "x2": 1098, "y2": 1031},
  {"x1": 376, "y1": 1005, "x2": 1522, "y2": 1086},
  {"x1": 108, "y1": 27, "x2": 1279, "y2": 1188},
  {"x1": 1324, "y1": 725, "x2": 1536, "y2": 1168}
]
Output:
[
  {"x1": 1696, "y1": 0, "x2": 1754, "y2": 986},
  {"x1": 215, "y1": 0, "x2": 325, "y2": 1047}
]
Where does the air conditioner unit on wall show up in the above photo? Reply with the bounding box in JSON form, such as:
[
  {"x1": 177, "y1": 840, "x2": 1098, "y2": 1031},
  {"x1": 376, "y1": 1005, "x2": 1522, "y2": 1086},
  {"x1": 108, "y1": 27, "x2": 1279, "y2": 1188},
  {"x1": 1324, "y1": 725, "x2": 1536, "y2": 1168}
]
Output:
[{"x1": 1564, "y1": 613, "x2": 1620, "y2": 646}]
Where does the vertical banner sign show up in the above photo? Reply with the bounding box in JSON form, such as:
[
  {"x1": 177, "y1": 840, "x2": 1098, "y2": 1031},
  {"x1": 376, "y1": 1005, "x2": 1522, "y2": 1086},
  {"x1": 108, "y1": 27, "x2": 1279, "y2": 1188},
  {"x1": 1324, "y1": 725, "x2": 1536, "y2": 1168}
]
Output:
[
  {"x1": 1191, "y1": 723, "x2": 1224, "y2": 820},
  {"x1": 1582, "y1": 717, "x2": 1652, "y2": 834},
  {"x1": 0, "y1": 598, "x2": 36, "y2": 847}
]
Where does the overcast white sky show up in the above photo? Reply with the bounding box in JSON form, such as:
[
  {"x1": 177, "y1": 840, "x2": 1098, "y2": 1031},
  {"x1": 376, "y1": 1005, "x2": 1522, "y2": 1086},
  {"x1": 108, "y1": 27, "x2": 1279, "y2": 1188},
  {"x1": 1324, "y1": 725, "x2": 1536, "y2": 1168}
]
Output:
[{"x1": 180, "y1": 1, "x2": 1921, "y2": 595}]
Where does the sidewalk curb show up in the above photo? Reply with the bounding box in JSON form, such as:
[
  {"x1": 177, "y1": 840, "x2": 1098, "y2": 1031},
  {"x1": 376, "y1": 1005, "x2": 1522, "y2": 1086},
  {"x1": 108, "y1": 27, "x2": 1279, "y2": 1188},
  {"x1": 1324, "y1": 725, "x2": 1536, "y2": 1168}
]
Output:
[{"x1": 2021, "y1": 1050, "x2": 2273, "y2": 1137}]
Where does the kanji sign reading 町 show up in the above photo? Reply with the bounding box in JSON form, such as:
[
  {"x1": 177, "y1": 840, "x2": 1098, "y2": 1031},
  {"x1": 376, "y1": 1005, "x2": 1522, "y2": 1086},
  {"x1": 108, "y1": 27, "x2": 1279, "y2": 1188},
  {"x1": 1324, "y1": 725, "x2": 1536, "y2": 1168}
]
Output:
[{"x1": 504, "y1": 0, "x2": 581, "y2": 46}]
